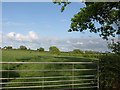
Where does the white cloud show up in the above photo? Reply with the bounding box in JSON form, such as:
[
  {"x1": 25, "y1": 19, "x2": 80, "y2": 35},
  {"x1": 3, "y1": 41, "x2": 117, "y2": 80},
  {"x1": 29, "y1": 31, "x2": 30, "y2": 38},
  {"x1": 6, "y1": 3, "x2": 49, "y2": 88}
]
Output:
[
  {"x1": 7, "y1": 32, "x2": 16, "y2": 39},
  {"x1": 7, "y1": 31, "x2": 39, "y2": 42},
  {"x1": 3, "y1": 31, "x2": 110, "y2": 52},
  {"x1": 28, "y1": 31, "x2": 39, "y2": 40},
  {"x1": 76, "y1": 42, "x2": 83, "y2": 45}
]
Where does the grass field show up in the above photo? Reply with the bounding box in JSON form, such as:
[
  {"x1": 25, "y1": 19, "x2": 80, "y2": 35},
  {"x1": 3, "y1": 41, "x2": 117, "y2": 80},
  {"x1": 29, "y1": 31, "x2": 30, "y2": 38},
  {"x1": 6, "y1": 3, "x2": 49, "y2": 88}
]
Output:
[{"x1": 2, "y1": 49, "x2": 98, "y2": 90}]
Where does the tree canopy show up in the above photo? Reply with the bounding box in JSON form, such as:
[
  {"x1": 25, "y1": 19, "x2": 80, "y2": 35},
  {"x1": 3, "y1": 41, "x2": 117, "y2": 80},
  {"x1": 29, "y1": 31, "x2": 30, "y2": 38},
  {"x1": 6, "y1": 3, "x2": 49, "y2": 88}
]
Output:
[
  {"x1": 72, "y1": 49, "x2": 83, "y2": 54},
  {"x1": 49, "y1": 46, "x2": 60, "y2": 55},
  {"x1": 108, "y1": 39, "x2": 120, "y2": 55},
  {"x1": 37, "y1": 47, "x2": 44, "y2": 52},
  {"x1": 19, "y1": 45, "x2": 27, "y2": 50},
  {"x1": 4, "y1": 46, "x2": 12, "y2": 49},
  {"x1": 53, "y1": 1, "x2": 120, "y2": 40}
]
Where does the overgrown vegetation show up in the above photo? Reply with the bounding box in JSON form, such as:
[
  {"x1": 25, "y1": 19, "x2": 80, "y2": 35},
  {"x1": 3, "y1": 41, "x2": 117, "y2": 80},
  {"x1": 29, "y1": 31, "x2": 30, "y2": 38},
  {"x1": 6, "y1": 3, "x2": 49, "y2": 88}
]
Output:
[
  {"x1": 98, "y1": 39, "x2": 120, "y2": 89},
  {"x1": 99, "y1": 54, "x2": 120, "y2": 89}
]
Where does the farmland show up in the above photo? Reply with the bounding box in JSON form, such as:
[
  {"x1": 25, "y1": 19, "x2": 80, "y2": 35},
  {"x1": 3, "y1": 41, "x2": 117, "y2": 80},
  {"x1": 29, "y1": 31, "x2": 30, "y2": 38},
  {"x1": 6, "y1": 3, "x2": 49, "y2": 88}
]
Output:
[
  {"x1": 1, "y1": 49, "x2": 99, "y2": 90},
  {"x1": 2, "y1": 49, "x2": 99, "y2": 62}
]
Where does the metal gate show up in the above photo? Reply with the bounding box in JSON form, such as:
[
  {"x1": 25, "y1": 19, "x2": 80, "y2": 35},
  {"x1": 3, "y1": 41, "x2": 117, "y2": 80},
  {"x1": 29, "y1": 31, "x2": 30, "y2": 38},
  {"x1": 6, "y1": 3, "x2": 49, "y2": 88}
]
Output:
[{"x1": 0, "y1": 61, "x2": 99, "y2": 90}]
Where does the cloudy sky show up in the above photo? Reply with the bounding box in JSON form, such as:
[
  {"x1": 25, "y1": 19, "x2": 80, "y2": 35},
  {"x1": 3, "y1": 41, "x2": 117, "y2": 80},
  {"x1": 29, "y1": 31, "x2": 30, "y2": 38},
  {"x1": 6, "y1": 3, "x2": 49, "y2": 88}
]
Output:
[{"x1": 1, "y1": 2, "x2": 111, "y2": 52}]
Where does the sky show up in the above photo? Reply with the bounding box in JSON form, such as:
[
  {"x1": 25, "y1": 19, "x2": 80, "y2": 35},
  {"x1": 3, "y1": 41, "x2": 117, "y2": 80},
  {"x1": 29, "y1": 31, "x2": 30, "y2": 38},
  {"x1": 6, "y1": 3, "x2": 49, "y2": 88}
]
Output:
[{"x1": 1, "y1": 2, "x2": 110, "y2": 52}]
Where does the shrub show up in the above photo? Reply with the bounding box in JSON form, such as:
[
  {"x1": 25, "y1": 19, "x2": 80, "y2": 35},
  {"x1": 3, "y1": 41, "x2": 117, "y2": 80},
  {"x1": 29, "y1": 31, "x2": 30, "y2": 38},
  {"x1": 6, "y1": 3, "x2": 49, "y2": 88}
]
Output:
[
  {"x1": 37, "y1": 47, "x2": 44, "y2": 52},
  {"x1": 49, "y1": 46, "x2": 60, "y2": 55},
  {"x1": 99, "y1": 54, "x2": 120, "y2": 89},
  {"x1": 19, "y1": 45, "x2": 27, "y2": 50},
  {"x1": 4, "y1": 46, "x2": 12, "y2": 49},
  {"x1": 84, "y1": 50, "x2": 96, "y2": 54},
  {"x1": 72, "y1": 49, "x2": 83, "y2": 54}
]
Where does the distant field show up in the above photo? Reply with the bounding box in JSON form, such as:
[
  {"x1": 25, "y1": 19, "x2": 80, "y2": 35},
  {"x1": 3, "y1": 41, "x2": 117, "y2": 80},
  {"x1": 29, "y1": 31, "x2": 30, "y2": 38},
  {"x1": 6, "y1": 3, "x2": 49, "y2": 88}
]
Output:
[
  {"x1": 2, "y1": 50, "x2": 98, "y2": 90},
  {"x1": 2, "y1": 49, "x2": 98, "y2": 62}
]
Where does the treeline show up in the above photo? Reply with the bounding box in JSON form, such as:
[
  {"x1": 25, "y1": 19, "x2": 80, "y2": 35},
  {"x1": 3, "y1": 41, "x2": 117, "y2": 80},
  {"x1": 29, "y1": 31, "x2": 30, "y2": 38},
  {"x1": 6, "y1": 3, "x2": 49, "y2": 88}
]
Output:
[
  {"x1": 2, "y1": 45, "x2": 102, "y2": 54},
  {"x1": 2, "y1": 45, "x2": 27, "y2": 50}
]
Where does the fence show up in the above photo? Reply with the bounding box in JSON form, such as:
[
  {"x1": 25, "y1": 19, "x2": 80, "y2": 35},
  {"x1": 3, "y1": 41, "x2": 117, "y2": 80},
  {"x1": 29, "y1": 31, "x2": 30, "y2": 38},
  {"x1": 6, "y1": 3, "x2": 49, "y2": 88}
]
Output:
[{"x1": 0, "y1": 61, "x2": 99, "y2": 90}]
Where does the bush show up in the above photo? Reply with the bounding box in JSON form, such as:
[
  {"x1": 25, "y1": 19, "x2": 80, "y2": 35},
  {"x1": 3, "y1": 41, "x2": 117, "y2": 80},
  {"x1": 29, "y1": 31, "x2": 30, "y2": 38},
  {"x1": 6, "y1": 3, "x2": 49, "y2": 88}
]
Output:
[
  {"x1": 72, "y1": 49, "x2": 83, "y2": 54},
  {"x1": 19, "y1": 45, "x2": 27, "y2": 50},
  {"x1": 4, "y1": 46, "x2": 12, "y2": 49},
  {"x1": 37, "y1": 47, "x2": 44, "y2": 52},
  {"x1": 84, "y1": 50, "x2": 96, "y2": 54},
  {"x1": 99, "y1": 54, "x2": 120, "y2": 89},
  {"x1": 49, "y1": 46, "x2": 60, "y2": 55}
]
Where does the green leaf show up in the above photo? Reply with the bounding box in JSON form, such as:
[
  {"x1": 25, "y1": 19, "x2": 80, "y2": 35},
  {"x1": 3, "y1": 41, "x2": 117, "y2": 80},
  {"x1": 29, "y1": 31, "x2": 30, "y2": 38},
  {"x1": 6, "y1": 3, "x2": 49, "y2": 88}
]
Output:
[
  {"x1": 61, "y1": 6, "x2": 65, "y2": 12},
  {"x1": 68, "y1": 29, "x2": 72, "y2": 32}
]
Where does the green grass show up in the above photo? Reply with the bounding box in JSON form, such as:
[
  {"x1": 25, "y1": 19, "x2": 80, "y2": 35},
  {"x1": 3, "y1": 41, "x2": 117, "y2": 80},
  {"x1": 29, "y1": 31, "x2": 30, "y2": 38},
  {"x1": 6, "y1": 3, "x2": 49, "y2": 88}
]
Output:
[
  {"x1": 2, "y1": 49, "x2": 98, "y2": 90},
  {"x1": 2, "y1": 49, "x2": 98, "y2": 62}
]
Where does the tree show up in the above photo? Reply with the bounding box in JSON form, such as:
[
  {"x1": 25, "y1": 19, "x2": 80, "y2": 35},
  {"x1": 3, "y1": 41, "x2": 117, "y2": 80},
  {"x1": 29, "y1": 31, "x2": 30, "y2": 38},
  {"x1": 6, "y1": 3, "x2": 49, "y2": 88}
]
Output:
[
  {"x1": 19, "y1": 45, "x2": 27, "y2": 50},
  {"x1": 85, "y1": 50, "x2": 96, "y2": 54},
  {"x1": 49, "y1": 46, "x2": 60, "y2": 55},
  {"x1": 72, "y1": 49, "x2": 83, "y2": 54},
  {"x1": 53, "y1": 1, "x2": 120, "y2": 89},
  {"x1": 53, "y1": 1, "x2": 120, "y2": 40},
  {"x1": 4, "y1": 46, "x2": 12, "y2": 49},
  {"x1": 108, "y1": 39, "x2": 120, "y2": 55},
  {"x1": 37, "y1": 47, "x2": 44, "y2": 52}
]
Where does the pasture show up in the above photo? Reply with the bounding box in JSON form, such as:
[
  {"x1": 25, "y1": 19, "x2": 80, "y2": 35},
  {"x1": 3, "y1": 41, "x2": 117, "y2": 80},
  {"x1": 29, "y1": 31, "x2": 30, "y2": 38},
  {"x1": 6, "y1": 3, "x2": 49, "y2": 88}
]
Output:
[{"x1": 2, "y1": 49, "x2": 98, "y2": 90}]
